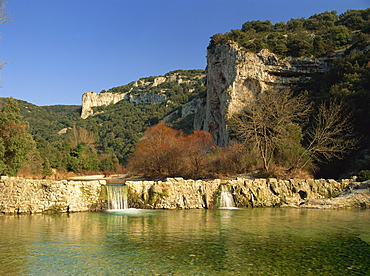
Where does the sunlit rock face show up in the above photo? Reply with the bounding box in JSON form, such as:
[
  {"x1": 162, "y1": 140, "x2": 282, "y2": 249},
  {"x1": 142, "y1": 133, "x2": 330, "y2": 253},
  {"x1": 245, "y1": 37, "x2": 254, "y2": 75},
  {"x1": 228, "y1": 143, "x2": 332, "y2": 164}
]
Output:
[
  {"x1": 81, "y1": 92, "x2": 126, "y2": 119},
  {"x1": 200, "y1": 42, "x2": 330, "y2": 145},
  {"x1": 81, "y1": 71, "x2": 206, "y2": 119},
  {"x1": 81, "y1": 90, "x2": 166, "y2": 119}
]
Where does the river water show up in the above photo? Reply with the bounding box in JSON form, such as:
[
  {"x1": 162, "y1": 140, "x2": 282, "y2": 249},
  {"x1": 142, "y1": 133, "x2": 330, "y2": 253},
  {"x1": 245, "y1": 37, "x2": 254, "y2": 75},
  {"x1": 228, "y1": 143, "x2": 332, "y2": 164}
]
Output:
[{"x1": 1, "y1": 208, "x2": 370, "y2": 275}]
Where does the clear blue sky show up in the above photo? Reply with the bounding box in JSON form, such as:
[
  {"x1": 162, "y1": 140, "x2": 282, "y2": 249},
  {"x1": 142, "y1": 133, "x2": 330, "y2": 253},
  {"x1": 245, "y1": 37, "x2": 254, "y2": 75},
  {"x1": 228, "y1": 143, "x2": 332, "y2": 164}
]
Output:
[{"x1": 1, "y1": 0, "x2": 369, "y2": 106}]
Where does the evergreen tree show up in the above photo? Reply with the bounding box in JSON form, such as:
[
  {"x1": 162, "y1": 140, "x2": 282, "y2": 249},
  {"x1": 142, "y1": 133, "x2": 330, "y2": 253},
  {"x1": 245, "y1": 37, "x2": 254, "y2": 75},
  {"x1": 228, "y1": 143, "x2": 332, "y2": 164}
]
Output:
[{"x1": 0, "y1": 98, "x2": 34, "y2": 176}]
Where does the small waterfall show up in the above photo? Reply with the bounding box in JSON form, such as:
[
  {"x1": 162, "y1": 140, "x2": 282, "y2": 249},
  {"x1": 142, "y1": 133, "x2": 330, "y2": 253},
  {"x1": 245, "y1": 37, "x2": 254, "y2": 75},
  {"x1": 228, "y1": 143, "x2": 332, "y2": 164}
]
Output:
[
  {"x1": 220, "y1": 185, "x2": 236, "y2": 208},
  {"x1": 106, "y1": 184, "x2": 128, "y2": 210}
]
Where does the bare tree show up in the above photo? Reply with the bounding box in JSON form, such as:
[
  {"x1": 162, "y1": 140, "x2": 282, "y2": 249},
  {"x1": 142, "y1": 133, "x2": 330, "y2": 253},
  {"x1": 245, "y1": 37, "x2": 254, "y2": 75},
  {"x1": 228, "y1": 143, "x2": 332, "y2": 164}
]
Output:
[
  {"x1": 0, "y1": 1, "x2": 10, "y2": 81},
  {"x1": 69, "y1": 125, "x2": 96, "y2": 149},
  {"x1": 231, "y1": 89, "x2": 310, "y2": 172},
  {"x1": 0, "y1": 1, "x2": 9, "y2": 24},
  {"x1": 297, "y1": 99, "x2": 357, "y2": 169},
  {"x1": 231, "y1": 90, "x2": 356, "y2": 174}
]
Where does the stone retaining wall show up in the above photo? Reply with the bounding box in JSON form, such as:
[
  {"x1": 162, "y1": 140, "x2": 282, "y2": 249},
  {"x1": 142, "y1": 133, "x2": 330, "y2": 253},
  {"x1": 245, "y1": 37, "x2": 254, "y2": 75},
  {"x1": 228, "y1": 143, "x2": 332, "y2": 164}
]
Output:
[
  {"x1": 125, "y1": 177, "x2": 352, "y2": 209},
  {"x1": 0, "y1": 176, "x2": 358, "y2": 214},
  {"x1": 0, "y1": 176, "x2": 106, "y2": 214}
]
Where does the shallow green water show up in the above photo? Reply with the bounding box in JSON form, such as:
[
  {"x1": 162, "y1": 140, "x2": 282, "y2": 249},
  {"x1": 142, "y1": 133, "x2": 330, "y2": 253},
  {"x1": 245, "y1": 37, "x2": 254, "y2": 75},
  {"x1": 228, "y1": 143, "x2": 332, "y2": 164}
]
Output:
[{"x1": 1, "y1": 208, "x2": 370, "y2": 275}]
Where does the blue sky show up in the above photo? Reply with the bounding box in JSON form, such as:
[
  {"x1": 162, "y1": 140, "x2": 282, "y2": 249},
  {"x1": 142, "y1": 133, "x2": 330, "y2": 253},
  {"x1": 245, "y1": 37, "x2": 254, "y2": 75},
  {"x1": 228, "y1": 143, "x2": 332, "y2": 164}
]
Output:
[{"x1": 1, "y1": 0, "x2": 369, "y2": 106}]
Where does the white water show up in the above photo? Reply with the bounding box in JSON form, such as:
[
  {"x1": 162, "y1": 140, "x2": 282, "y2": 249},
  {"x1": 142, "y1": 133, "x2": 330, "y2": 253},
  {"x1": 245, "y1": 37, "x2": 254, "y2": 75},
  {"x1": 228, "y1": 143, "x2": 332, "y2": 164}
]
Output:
[
  {"x1": 220, "y1": 185, "x2": 236, "y2": 208},
  {"x1": 106, "y1": 184, "x2": 128, "y2": 210}
]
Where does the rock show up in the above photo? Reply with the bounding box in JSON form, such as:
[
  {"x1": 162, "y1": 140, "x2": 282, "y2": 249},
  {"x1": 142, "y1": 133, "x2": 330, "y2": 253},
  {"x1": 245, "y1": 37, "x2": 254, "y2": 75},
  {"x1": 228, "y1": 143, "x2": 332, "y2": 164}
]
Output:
[
  {"x1": 81, "y1": 71, "x2": 206, "y2": 119},
  {"x1": 81, "y1": 92, "x2": 126, "y2": 119},
  {"x1": 301, "y1": 180, "x2": 370, "y2": 208},
  {"x1": 0, "y1": 177, "x2": 106, "y2": 214},
  {"x1": 162, "y1": 98, "x2": 204, "y2": 123},
  {"x1": 125, "y1": 177, "x2": 352, "y2": 209},
  {"x1": 198, "y1": 42, "x2": 330, "y2": 145},
  {"x1": 1, "y1": 176, "x2": 362, "y2": 213}
]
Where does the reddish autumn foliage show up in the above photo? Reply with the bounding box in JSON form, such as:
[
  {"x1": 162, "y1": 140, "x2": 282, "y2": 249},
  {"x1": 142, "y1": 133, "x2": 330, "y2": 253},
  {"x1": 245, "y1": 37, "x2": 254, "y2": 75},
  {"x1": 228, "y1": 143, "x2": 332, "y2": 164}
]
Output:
[{"x1": 127, "y1": 122, "x2": 214, "y2": 178}]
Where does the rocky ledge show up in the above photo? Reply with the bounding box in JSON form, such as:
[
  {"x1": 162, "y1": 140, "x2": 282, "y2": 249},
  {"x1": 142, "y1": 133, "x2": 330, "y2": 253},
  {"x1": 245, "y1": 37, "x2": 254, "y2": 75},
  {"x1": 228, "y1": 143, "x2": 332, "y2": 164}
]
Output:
[{"x1": 300, "y1": 181, "x2": 370, "y2": 209}]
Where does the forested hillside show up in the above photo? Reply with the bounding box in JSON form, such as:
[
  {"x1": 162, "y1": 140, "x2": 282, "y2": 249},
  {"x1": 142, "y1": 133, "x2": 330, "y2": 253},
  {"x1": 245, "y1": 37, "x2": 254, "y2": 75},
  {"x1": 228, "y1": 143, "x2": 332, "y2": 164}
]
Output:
[
  {"x1": 1, "y1": 9, "x2": 370, "y2": 180},
  {"x1": 209, "y1": 9, "x2": 370, "y2": 57},
  {"x1": 0, "y1": 69, "x2": 206, "y2": 178}
]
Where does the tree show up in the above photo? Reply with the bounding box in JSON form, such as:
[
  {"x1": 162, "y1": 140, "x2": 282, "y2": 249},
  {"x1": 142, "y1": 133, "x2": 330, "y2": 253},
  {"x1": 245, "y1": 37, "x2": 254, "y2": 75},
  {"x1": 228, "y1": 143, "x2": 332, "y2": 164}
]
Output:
[
  {"x1": 297, "y1": 99, "x2": 357, "y2": 169},
  {"x1": 0, "y1": 98, "x2": 34, "y2": 176},
  {"x1": 68, "y1": 125, "x2": 96, "y2": 149},
  {"x1": 127, "y1": 122, "x2": 185, "y2": 177},
  {"x1": 287, "y1": 32, "x2": 313, "y2": 57},
  {"x1": 230, "y1": 90, "x2": 356, "y2": 175},
  {"x1": 181, "y1": 130, "x2": 214, "y2": 177},
  {"x1": 0, "y1": 0, "x2": 9, "y2": 24},
  {"x1": 0, "y1": 0, "x2": 9, "y2": 74},
  {"x1": 230, "y1": 90, "x2": 310, "y2": 173},
  {"x1": 127, "y1": 122, "x2": 214, "y2": 178}
]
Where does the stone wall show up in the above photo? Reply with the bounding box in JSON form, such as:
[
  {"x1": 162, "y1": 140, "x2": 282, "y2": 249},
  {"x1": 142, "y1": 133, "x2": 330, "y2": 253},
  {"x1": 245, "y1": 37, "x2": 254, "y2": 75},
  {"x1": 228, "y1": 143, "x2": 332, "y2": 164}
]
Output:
[
  {"x1": 0, "y1": 176, "x2": 106, "y2": 214},
  {"x1": 1, "y1": 176, "x2": 364, "y2": 214},
  {"x1": 125, "y1": 178, "x2": 221, "y2": 209},
  {"x1": 124, "y1": 177, "x2": 352, "y2": 209}
]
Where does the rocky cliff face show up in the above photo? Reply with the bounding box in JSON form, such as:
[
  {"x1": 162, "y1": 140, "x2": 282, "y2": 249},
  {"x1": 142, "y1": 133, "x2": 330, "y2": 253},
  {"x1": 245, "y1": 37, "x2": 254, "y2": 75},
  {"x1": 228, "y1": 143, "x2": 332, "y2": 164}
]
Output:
[
  {"x1": 81, "y1": 92, "x2": 126, "y2": 119},
  {"x1": 199, "y1": 42, "x2": 330, "y2": 145},
  {"x1": 81, "y1": 71, "x2": 205, "y2": 119},
  {"x1": 81, "y1": 90, "x2": 167, "y2": 119}
]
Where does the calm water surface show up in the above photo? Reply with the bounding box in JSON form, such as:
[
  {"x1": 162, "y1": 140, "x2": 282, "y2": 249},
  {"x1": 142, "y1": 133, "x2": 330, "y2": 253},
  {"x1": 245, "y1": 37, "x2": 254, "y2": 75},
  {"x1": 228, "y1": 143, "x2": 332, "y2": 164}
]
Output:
[{"x1": 1, "y1": 208, "x2": 370, "y2": 275}]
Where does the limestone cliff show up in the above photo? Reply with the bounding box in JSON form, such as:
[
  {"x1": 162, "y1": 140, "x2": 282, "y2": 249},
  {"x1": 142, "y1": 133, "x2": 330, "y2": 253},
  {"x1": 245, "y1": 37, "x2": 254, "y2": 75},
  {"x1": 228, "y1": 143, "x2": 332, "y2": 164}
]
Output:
[
  {"x1": 81, "y1": 92, "x2": 126, "y2": 119},
  {"x1": 162, "y1": 97, "x2": 204, "y2": 123},
  {"x1": 81, "y1": 70, "x2": 205, "y2": 119},
  {"x1": 199, "y1": 41, "x2": 330, "y2": 145}
]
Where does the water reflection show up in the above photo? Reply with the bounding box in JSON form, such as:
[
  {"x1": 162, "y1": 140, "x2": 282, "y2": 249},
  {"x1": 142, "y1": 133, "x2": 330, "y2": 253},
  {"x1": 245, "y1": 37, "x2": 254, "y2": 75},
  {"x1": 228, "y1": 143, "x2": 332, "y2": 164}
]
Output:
[{"x1": 1, "y1": 209, "x2": 370, "y2": 275}]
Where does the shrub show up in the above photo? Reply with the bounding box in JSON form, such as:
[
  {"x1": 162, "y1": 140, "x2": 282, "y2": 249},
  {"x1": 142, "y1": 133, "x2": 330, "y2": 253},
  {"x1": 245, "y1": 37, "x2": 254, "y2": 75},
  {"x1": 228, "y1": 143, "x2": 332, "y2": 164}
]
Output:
[
  {"x1": 127, "y1": 122, "x2": 214, "y2": 178},
  {"x1": 357, "y1": 170, "x2": 370, "y2": 181}
]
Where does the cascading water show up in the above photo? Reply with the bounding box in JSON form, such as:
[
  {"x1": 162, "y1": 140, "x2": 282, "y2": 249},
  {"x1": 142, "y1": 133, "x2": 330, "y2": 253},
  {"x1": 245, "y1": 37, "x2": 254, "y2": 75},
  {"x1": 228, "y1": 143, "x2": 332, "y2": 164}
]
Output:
[
  {"x1": 106, "y1": 184, "x2": 128, "y2": 210},
  {"x1": 219, "y1": 184, "x2": 236, "y2": 208}
]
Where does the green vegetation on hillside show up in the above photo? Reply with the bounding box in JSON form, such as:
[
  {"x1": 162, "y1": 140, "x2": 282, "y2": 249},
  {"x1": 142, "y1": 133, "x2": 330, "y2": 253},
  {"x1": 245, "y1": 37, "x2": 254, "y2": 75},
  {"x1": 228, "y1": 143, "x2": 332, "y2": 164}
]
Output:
[
  {"x1": 209, "y1": 9, "x2": 370, "y2": 57},
  {"x1": 78, "y1": 69, "x2": 206, "y2": 164},
  {"x1": 0, "y1": 70, "x2": 206, "y2": 178}
]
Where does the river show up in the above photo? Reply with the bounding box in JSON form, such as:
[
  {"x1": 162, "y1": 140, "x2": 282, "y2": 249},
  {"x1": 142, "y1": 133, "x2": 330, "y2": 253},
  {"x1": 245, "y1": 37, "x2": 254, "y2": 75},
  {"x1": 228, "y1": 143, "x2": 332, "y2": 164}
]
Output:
[{"x1": 1, "y1": 208, "x2": 369, "y2": 275}]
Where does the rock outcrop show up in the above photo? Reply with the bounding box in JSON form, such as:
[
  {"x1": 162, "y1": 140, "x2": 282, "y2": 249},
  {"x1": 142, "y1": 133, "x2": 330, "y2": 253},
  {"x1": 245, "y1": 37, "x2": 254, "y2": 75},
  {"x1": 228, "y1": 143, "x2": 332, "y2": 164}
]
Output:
[
  {"x1": 199, "y1": 42, "x2": 330, "y2": 145},
  {"x1": 81, "y1": 92, "x2": 126, "y2": 119},
  {"x1": 301, "y1": 180, "x2": 370, "y2": 208},
  {"x1": 162, "y1": 98, "x2": 204, "y2": 123},
  {"x1": 81, "y1": 71, "x2": 205, "y2": 119},
  {"x1": 81, "y1": 91, "x2": 167, "y2": 119}
]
